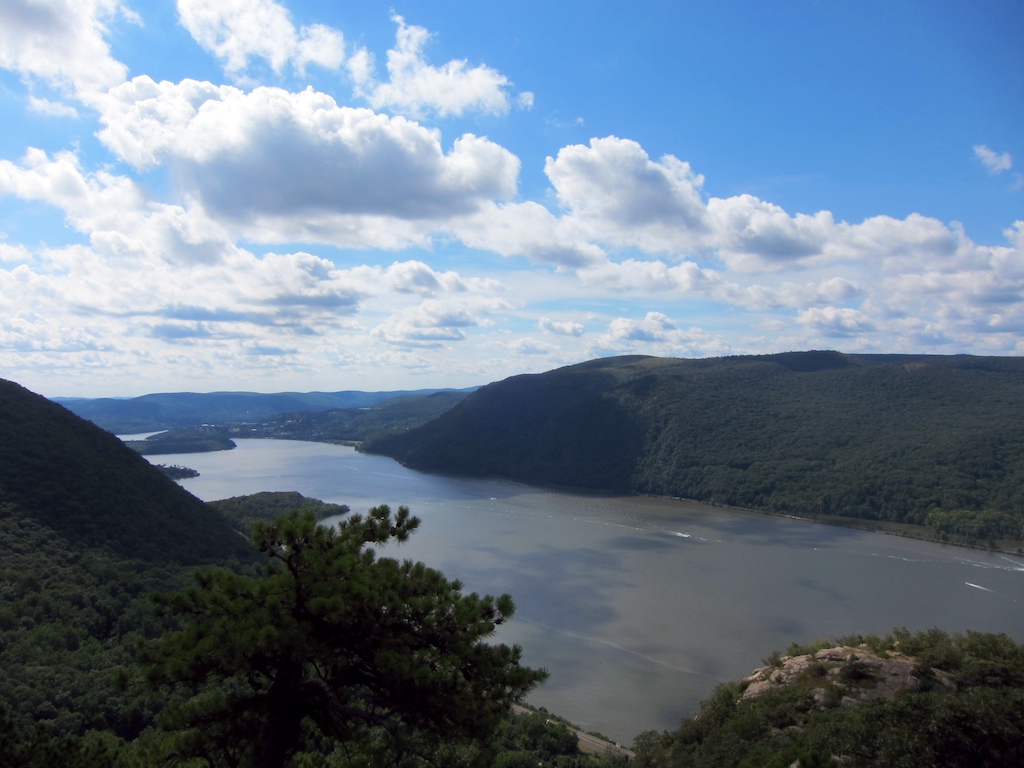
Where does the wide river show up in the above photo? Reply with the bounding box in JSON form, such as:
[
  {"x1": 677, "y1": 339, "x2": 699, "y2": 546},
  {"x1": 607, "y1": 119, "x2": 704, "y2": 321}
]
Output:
[{"x1": 151, "y1": 438, "x2": 1024, "y2": 744}]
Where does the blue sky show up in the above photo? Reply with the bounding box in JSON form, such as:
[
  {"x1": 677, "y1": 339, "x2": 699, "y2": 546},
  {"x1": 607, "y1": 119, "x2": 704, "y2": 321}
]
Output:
[{"x1": 0, "y1": 0, "x2": 1021, "y2": 397}]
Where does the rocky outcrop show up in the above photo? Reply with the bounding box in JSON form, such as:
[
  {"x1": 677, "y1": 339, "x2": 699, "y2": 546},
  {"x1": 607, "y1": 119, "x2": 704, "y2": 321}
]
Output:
[{"x1": 741, "y1": 644, "x2": 954, "y2": 708}]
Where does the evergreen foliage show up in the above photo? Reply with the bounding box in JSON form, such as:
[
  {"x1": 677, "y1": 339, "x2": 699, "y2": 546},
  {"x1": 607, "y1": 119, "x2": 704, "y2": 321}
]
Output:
[
  {"x1": 141, "y1": 508, "x2": 549, "y2": 767},
  {"x1": 364, "y1": 352, "x2": 1024, "y2": 546}
]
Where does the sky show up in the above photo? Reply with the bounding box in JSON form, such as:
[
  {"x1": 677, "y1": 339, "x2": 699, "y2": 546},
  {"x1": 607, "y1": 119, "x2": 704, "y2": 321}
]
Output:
[{"x1": 0, "y1": 1, "x2": 1022, "y2": 397}]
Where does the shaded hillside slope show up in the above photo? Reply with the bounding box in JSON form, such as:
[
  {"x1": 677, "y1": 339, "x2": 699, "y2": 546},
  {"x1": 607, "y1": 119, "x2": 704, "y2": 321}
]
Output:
[
  {"x1": 363, "y1": 352, "x2": 1024, "y2": 543},
  {"x1": 0, "y1": 378, "x2": 253, "y2": 565}
]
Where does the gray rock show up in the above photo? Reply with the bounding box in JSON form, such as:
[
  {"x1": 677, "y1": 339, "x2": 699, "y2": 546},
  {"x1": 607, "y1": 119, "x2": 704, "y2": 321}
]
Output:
[{"x1": 740, "y1": 644, "x2": 953, "y2": 707}]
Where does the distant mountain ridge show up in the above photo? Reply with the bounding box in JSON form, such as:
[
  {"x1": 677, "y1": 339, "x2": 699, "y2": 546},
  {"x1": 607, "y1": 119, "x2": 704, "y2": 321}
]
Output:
[
  {"x1": 363, "y1": 351, "x2": 1024, "y2": 546},
  {"x1": 53, "y1": 387, "x2": 476, "y2": 433}
]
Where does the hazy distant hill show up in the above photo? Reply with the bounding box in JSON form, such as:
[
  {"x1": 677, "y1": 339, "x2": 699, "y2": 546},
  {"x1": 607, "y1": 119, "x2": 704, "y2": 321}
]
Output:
[
  {"x1": 363, "y1": 352, "x2": 1024, "y2": 546},
  {"x1": 54, "y1": 387, "x2": 475, "y2": 433},
  {"x1": 237, "y1": 390, "x2": 470, "y2": 442},
  {"x1": 0, "y1": 378, "x2": 254, "y2": 564}
]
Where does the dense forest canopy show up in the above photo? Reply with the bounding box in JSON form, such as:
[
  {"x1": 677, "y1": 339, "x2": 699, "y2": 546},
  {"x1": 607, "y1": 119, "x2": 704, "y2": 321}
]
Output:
[
  {"x1": 141, "y1": 508, "x2": 548, "y2": 767},
  {"x1": 364, "y1": 352, "x2": 1024, "y2": 548}
]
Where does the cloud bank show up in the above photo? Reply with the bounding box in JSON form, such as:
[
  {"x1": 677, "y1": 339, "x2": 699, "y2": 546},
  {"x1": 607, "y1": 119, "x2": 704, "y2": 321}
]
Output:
[{"x1": 0, "y1": 0, "x2": 1020, "y2": 395}]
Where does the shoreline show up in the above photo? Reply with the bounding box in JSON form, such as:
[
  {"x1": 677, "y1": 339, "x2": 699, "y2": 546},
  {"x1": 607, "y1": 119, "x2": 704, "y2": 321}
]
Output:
[
  {"x1": 368, "y1": 444, "x2": 1024, "y2": 557},
  {"x1": 155, "y1": 435, "x2": 1024, "y2": 558},
  {"x1": 689, "y1": 499, "x2": 1024, "y2": 558}
]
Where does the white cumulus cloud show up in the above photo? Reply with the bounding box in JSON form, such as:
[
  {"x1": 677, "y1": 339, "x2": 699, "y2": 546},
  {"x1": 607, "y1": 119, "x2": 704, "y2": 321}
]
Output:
[
  {"x1": 796, "y1": 306, "x2": 876, "y2": 338},
  {"x1": 177, "y1": 0, "x2": 345, "y2": 77},
  {"x1": 372, "y1": 298, "x2": 511, "y2": 347},
  {"x1": 0, "y1": 0, "x2": 130, "y2": 101},
  {"x1": 96, "y1": 79, "x2": 521, "y2": 246},
  {"x1": 591, "y1": 312, "x2": 730, "y2": 358},
  {"x1": 538, "y1": 317, "x2": 584, "y2": 337},
  {"x1": 545, "y1": 136, "x2": 710, "y2": 254},
  {"x1": 352, "y1": 13, "x2": 522, "y2": 118},
  {"x1": 453, "y1": 200, "x2": 606, "y2": 268}
]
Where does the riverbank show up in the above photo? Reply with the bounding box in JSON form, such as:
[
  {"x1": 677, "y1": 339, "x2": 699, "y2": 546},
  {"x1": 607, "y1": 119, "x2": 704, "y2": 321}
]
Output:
[
  {"x1": 693, "y1": 499, "x2": 1024, "y2": 557},
  {"x1": 356, "y1": 438, "x2": 1024, "y2": 556},
  {"x1": 512, "y1": 704, "x2": 635, "y2": 760}
]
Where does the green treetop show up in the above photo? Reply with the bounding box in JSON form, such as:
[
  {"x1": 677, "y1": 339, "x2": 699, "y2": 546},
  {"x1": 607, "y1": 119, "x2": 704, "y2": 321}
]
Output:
[{"x1": 140, "y1": 506, "x2": 548, "y2": 768}]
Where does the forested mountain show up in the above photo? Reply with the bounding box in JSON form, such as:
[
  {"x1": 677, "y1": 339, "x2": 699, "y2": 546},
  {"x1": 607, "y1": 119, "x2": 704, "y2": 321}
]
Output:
[
  {"x1": 0, "y1": 378, "x2": 253, "y2": 565},
  {"x1": 0, "y1": 377, "x2": 606, "y2": 766},
  {"x1": 363, "y1": 351, "x2": 1024, "y2": 546},
  {"x1": 54, "y1": 387, "x2": 474, "y2": 433},
  {"x1": 236, "y1": 390, "x2": 470, "y2": 442},
  {"x1": 116, "y1": 391, "x2": 469, "y2": 456},
  {"x1": 0, "y1": 377, "x2": 255, "y2": 761},
  {"x1": 4, "y1": 373, "x2": 1024, "y2": 765}
]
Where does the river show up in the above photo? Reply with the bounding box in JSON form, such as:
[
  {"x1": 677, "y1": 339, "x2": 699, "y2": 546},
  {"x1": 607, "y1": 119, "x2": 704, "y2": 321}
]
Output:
[{"x1": 150, "y1": 438, "x2": 1024, "y2": 744}]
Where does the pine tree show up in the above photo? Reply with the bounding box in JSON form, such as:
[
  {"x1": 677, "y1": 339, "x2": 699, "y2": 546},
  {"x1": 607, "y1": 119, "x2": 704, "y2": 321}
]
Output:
[{"x1": 141, "y1": 506, "x2": 547, "y2": 767}]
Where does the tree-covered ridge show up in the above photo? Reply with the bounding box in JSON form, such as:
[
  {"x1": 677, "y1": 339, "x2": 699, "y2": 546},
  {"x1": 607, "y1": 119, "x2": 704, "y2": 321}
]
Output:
[
  {"x1": 117, "y1": 392, "x2": 469, "y2": 455},
  {"x1": 363, "y1": 352, "x2": 1024, "y2": 547},
  {"x1": 234, "y1": 390, "x2": 470, "y2": 443},
  {"x1": 631, "y1": 627, "x2": 1024, "y2": 767},
  {"x1": 0, "y1": 378, "x2": 254, "y2": 565},
  {"x1": 57, "y1": 388, "x2": 473, "y2": 433}
]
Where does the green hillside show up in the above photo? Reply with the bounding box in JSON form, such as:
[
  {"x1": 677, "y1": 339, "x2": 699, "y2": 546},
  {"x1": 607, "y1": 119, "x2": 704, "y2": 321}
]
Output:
[
  {"x1": 363, "y1": 352, "x2": 1024, "y2": 547},
  {"x1": 0, "y1": 378, "x2": 606, "y2": 767},
  {"x1": 3, "y1": 373, "x2": 1024, "y2": 765},
  {"x1": 0, "y1": 377, "x2": 254, "y2": 760},
  {"x1": 0, "y1": 378, "x2": 253, "y2": 565},
  {"x1": 632, "y1": 627, "x2": 1024, "y2": 768}
]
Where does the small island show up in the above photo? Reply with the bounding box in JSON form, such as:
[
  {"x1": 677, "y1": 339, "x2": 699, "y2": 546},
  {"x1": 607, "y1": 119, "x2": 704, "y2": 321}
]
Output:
[{"x1": 154, "y1": 464, "x2": 200, "y2": 479}]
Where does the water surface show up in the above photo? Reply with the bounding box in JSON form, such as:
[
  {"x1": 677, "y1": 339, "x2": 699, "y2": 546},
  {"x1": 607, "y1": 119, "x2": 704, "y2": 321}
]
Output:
[{"x1": 160, "y1": 439, "x2": 1024, "y2": 744}]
